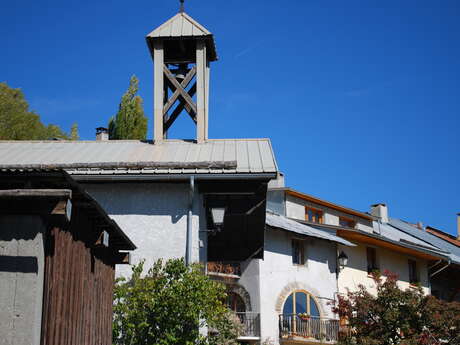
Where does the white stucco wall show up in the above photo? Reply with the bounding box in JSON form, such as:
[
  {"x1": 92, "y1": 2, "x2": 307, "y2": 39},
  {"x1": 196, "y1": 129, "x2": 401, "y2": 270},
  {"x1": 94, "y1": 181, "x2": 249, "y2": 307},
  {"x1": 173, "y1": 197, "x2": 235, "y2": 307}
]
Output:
[
  {"x1": 237, "y1": 228, "x2": 338, "y2": 344},
  {"x1": 337, "y1": 243, "x2": 430, "y2": 296},
  {"x1": 85, "y1": 183, "x2": 205, "y2": 277}
]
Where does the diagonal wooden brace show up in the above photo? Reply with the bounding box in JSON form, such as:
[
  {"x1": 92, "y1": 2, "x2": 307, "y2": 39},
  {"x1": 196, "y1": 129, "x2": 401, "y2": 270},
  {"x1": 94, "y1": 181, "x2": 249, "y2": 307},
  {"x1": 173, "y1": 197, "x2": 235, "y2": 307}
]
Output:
[
  {"x1": 163, "y1": 65, "x2": 197, "y2": 115},
  {"x1": 163, "y1": 66, "x2": 196, "y2": 115},
  {"x1": 164, "y1": 83, "x2": 197, "y2": 131}
]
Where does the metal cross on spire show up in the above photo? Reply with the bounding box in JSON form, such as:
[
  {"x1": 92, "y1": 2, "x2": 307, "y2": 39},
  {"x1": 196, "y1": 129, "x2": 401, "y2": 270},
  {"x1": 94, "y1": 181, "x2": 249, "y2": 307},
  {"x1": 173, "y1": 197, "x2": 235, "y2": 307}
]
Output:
[{"x1": 179, "y1": 0, "x2": 185, "y2": 13}]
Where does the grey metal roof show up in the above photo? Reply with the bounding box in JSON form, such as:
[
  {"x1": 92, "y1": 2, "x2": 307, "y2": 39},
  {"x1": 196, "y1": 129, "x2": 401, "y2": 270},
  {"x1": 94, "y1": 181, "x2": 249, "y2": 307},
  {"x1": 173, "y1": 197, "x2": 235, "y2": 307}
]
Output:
[
  {"x1": 374, "y1": 221, "x2": 441, "y2": 251},
  {"x1": 266, "y1": 212, "x2": 356, "y2": 247},
  {"x1": 389, "y1": 218, "x2": 460, "y2": 264},
  {"x1": 0, "y1": 139, "x2": 278, "y2": 176},
  {"x1": 147, "y1": 12, "x2": 212, "y2": 38},
  {"x1": 146, "y1": 12, "x2": 218, "y2": 61}
]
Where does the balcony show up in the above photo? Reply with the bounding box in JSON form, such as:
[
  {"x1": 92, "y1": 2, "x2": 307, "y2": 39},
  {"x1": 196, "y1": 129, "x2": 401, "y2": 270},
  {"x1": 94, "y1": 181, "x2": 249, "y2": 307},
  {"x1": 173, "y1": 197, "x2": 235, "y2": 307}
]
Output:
[
  {"x1": 236, "y1": 312, "x2": 260, "y2": 341},
  {"x1": 207, "y1": 261, "x2": 241, "y2": 279},
  {"x1": 279, "y1": 314, "x2": 339, "y2": 343}
]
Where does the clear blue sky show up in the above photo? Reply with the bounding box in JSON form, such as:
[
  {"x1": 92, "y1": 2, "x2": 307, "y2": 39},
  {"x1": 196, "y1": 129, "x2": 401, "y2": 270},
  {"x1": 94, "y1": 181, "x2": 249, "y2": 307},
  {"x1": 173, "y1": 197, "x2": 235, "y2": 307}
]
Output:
[{"x1": 1, "y1": 0, "x2": 459, "y2": 234}]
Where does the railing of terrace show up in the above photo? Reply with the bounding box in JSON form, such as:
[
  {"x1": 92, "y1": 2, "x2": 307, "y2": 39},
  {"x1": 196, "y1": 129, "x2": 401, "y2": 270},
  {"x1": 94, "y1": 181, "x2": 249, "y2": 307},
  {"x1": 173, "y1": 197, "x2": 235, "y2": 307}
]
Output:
[
  {"x1": 236, "y1": 312, "x2": 260, "y2": 338},
  {"x1": 279, "y1": 314, "x2": 339, "y2": 342}
]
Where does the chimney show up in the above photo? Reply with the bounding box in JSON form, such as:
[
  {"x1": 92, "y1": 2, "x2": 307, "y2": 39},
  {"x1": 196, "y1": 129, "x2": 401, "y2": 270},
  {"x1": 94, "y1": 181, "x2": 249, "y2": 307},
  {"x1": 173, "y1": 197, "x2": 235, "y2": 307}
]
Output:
[
  {"x1": 457, "y1": 213, "x2": 460, "y2": 240},
  {"x1": 371, "y1": 203, "x2": 388, "y2": 223},
  {"x1": 96, "y1": 127, "x2": 109, "y2": 141}
]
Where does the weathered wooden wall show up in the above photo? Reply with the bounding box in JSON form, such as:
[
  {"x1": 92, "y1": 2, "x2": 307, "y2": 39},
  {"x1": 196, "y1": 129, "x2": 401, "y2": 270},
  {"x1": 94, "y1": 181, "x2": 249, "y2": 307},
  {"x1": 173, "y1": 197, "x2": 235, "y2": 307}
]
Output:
[{"x1": 40, "y1": 207, "x2": 115, "y2": 345}]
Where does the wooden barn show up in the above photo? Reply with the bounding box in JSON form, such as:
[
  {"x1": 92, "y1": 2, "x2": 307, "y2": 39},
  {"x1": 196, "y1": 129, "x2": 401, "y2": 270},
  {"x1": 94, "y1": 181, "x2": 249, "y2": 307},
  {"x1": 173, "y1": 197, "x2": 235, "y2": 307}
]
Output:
[{"x1": 0, "y1": 170, "x2": 135, "y2": 345}]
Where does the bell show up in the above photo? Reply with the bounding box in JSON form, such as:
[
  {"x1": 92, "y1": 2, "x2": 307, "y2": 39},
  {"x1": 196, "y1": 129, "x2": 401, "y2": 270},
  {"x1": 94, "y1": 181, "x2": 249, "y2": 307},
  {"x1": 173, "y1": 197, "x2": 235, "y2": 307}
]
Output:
[{"x1": 173, "y1": 63, "x2": 189, "y2": 81}]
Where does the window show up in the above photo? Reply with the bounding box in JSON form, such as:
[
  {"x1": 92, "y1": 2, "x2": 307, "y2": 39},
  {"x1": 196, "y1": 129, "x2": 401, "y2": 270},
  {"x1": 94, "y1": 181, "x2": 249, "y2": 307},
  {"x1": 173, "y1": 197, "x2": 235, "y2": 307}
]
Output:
[
  {"x1": 282, "y1": 291, "x2": 320, "y2": 317},
  {"x1": 305, "y1": 206, "x2": 323, "y2": 223},
  {"x1": 292, "y1": 239, "x2": 305, "y2": 265},
  {"x1": 366, "y1": 247, "x2": 379, "y2": 274},
  {"x1": 339, "y1": 216, "x2": 356, "y2": 229},
  {"x1": 408, "y1": 259, "x2": 419, "y2": 284}
]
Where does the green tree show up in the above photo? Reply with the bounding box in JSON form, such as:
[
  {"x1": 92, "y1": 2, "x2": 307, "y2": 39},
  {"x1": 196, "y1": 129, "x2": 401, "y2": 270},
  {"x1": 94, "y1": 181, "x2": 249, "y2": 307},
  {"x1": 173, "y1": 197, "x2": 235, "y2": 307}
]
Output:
[
  {"x1": 0, "y1": 82, "x2": 70, "y2": 140},
  {"x1": 70, "y1": 123, "x2": 79, "y2": 140},
  {"x1": 335, "y1": 270, "x2": 460, "y2": 345},
  {"x1": 108, "y1": 76, "x2": 147, "y2": 140},
  {"x1": 113, "y1": 258, "x2": 241, "y2": 345}
]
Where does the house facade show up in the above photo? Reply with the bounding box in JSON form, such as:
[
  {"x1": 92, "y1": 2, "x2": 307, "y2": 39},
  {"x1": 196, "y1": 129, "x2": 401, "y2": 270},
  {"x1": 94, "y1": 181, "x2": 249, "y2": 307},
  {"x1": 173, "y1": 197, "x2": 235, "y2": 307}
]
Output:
[{"x1": 211, "y1": 185, "x2": 454, "y2": 345}]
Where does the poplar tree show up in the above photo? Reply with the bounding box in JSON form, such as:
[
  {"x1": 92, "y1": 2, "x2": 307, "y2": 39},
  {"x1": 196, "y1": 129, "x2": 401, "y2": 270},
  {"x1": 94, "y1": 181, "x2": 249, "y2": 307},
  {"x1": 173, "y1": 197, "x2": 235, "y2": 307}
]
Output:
[
  {"x1": 70, "y1": 123, "x2": 79, "y2": 140},
  {"x1": 108, "y1": 76, "x2": 147, "y2": 140}
]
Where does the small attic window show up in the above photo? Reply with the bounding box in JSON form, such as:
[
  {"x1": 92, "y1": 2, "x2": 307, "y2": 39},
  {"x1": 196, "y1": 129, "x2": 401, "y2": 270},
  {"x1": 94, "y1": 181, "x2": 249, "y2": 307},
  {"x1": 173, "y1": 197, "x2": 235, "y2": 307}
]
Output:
[
  {"x1": 305, "y1": 206, "x2": 323, "y2": 224},
  {"x1": 339, "y1": 216, "x2": 356, "y2": 229}
]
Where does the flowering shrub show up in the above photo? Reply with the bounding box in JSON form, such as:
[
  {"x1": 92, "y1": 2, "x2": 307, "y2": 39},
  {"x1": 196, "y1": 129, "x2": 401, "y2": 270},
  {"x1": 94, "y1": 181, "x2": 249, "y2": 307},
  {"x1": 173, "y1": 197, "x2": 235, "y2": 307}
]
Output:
[{"x1": 333, "y1": 270, "x2": 460, "y2": 345}]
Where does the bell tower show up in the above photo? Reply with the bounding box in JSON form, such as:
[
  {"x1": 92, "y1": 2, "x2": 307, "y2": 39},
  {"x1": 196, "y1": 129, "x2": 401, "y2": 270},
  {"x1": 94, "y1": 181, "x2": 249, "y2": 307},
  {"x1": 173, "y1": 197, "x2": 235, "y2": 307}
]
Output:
[{"x1": 146, "y1": 3, "x2": 218, "y2": 144}]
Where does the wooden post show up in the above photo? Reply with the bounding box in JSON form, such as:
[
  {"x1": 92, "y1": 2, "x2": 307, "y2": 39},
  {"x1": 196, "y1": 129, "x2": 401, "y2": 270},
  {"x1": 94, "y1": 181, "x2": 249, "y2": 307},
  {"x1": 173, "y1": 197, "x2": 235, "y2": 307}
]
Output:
[
  {"x1": 205, "y1": 60, "x2": 210, "y2": 140},
  {"x1": 153, "y1": 40, "x2": 164, "y2": 144},
  {"x1": 196, "y1": 40, "x2": 207, "y2": 143}
]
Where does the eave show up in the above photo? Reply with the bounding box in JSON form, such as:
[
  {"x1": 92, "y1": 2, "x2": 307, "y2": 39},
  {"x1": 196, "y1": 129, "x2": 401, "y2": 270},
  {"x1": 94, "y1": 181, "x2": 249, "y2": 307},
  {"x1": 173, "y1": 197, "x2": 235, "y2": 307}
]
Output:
[
  {"x1": 272, "y1": 188, "x2": 373, "y2": 221},
  {"x1": 336, "y1": 228, "x2": 450, "y2": 261}
]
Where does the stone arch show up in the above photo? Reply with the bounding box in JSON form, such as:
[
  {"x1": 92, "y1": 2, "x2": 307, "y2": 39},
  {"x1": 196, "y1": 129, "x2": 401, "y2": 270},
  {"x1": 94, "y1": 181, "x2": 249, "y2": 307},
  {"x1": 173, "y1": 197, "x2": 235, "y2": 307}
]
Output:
[
  {"x1": 275, "y1": 281, "x2": 324, "y2": 316},
  {"x1": 227, "y1": 284, "x2": 252, "y2": 312}
]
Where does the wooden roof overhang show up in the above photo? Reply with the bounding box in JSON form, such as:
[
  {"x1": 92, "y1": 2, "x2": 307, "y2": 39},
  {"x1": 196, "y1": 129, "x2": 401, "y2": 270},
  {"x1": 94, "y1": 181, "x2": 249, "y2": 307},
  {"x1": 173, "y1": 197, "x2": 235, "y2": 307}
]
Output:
[
  {"x1": 336, "y1": 228, "x2": 449, "y2": 261},
  {"x1": 277, "y1": 188, "x2": 374, "y2": 221},
  {"x1": 200, "y1": 180, "x2": 268, "y2": 261},
  {"x1": 0, "y1": 170, "x2": 136, "y2": 254}
]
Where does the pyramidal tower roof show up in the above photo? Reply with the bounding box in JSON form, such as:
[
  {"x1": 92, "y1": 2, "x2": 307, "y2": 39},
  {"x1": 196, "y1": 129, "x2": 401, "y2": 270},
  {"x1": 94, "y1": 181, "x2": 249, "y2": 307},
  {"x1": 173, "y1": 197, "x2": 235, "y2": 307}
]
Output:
[{"x1": 146, "y1": 12, "x2": 218, "y2": 61}]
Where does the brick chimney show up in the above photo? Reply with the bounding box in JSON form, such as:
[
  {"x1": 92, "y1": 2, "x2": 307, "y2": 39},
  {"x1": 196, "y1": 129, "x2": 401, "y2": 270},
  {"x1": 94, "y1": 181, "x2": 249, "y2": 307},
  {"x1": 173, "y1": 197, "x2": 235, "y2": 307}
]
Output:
[
  {"x1": 96, "y1": 127, "x2": 108, "y2": 141},
  {"x1": 371, "y1": 203, "x2": 388, "y2": 223}
]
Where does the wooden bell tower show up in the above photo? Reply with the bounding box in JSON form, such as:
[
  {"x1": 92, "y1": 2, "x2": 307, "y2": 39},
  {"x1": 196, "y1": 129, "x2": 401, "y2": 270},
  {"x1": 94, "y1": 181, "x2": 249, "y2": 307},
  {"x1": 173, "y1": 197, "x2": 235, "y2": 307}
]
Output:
[{"x1": 146, "y1": 7, "x2": 218, "y2": 144}]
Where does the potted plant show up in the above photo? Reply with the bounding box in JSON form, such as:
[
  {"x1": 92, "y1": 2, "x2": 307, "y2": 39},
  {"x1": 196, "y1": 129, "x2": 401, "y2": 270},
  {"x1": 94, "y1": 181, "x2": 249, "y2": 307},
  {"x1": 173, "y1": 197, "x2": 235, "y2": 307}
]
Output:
[{"x1": 298, "y1": 312, "x2": 310, "y2": 321}]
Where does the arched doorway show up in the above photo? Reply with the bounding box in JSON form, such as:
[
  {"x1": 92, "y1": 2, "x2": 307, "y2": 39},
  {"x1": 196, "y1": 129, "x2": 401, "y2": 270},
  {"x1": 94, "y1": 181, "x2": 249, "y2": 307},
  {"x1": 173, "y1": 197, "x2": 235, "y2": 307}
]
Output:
[
  {"x1": 226, "y1": 292, "x2": 246, "y2": 313},
  {"x1": 282, "y1": 290, "x2": 320, "y2": 317},
  {"x1": 280, "y1": 290, "x2": 323, "y2": 340}
]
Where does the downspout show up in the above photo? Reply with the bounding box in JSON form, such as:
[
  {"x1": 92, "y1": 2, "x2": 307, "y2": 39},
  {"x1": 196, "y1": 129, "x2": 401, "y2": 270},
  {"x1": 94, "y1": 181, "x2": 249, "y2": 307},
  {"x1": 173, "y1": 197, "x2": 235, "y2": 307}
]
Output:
[
  {"x1": 186, "y1": 176, "x2": 195, "y2": 266},
  {"x1": 430, "y1": 260, "x2": 451, "y2": 278}
]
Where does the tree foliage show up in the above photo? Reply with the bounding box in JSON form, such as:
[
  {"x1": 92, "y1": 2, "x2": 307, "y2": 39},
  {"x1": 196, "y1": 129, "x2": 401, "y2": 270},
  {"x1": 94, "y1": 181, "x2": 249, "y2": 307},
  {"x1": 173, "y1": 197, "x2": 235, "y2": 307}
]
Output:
[
  {"x1": 113, "y1": 258, "x2": 240, "y2": 345},
  {"x1": 334, "y1": 270, "x2": 460, "y2": 345},
  {"x1": 108, "y1": 76, "x2": 147, "y2": 140},
  {"x1": 0, "y1": 82, "x2": 70, "y2": 140},
  {"x1": 70, "y1": 122, "x2": 79, "y2": 140}
]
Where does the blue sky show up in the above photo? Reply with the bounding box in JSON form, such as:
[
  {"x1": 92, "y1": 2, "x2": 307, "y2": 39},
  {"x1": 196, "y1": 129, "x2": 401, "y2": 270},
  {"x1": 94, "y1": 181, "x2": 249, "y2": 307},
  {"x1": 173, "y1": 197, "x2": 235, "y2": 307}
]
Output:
[{"x1": 1, "y1": 0, "x2": 459, "y2": 234}]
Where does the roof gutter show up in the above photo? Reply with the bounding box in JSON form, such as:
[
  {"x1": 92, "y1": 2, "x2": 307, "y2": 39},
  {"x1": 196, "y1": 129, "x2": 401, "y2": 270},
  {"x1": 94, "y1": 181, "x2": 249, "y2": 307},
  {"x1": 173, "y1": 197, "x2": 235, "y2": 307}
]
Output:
[{"x1": 71, "y1": 173, "x2": 277, "y2": 182}]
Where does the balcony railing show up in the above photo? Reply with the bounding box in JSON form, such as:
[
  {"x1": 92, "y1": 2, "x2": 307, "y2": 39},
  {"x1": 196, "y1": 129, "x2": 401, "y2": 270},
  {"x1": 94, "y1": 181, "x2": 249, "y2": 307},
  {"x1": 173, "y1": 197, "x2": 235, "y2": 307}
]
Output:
[
  {"x1": 279, "y1": 314, "x2": 339, "y2": 343},
  {"x1": 236, "y1": 312, "x2": 260, "y2": 339},
  {"x1": 207, "y1": 262, "x2": 241, "y2": 277}
]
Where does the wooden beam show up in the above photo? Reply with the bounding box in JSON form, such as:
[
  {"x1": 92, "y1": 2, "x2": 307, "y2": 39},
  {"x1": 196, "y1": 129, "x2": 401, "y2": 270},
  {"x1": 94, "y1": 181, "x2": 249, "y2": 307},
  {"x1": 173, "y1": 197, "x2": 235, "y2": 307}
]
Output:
[
  {"x1": 164, "y1": 83, "x2": 197, "y2": 131},
  {"x1": 196, "y1": 40, "x2": 207, "y2": 143},
  {"x1": 163, "y1": 65, "x2": 197, "y2": 114},
  {"x1": 95, "y1": 231, "x2": 110, "y2": 248},
  {"x1": 163, "y1": 66, "x2": 196, "y2": 115},
  {"x1": 153, "y1": 40, "x2": 164, "y2": 143},
  {"x1": 0, "y1": 189, "x2": 71, "y2": 198}
]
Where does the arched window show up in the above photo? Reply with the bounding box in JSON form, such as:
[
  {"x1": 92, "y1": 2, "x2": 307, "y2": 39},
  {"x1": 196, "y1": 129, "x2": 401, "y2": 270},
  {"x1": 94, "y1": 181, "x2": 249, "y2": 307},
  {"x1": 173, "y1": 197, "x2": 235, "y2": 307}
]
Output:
[
  {"x1": 226, "y1": 292, "x2": 246, "y2": 313},
  {"x1": 282, "y1": 291, "x2": 320, "y2": 317}
]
